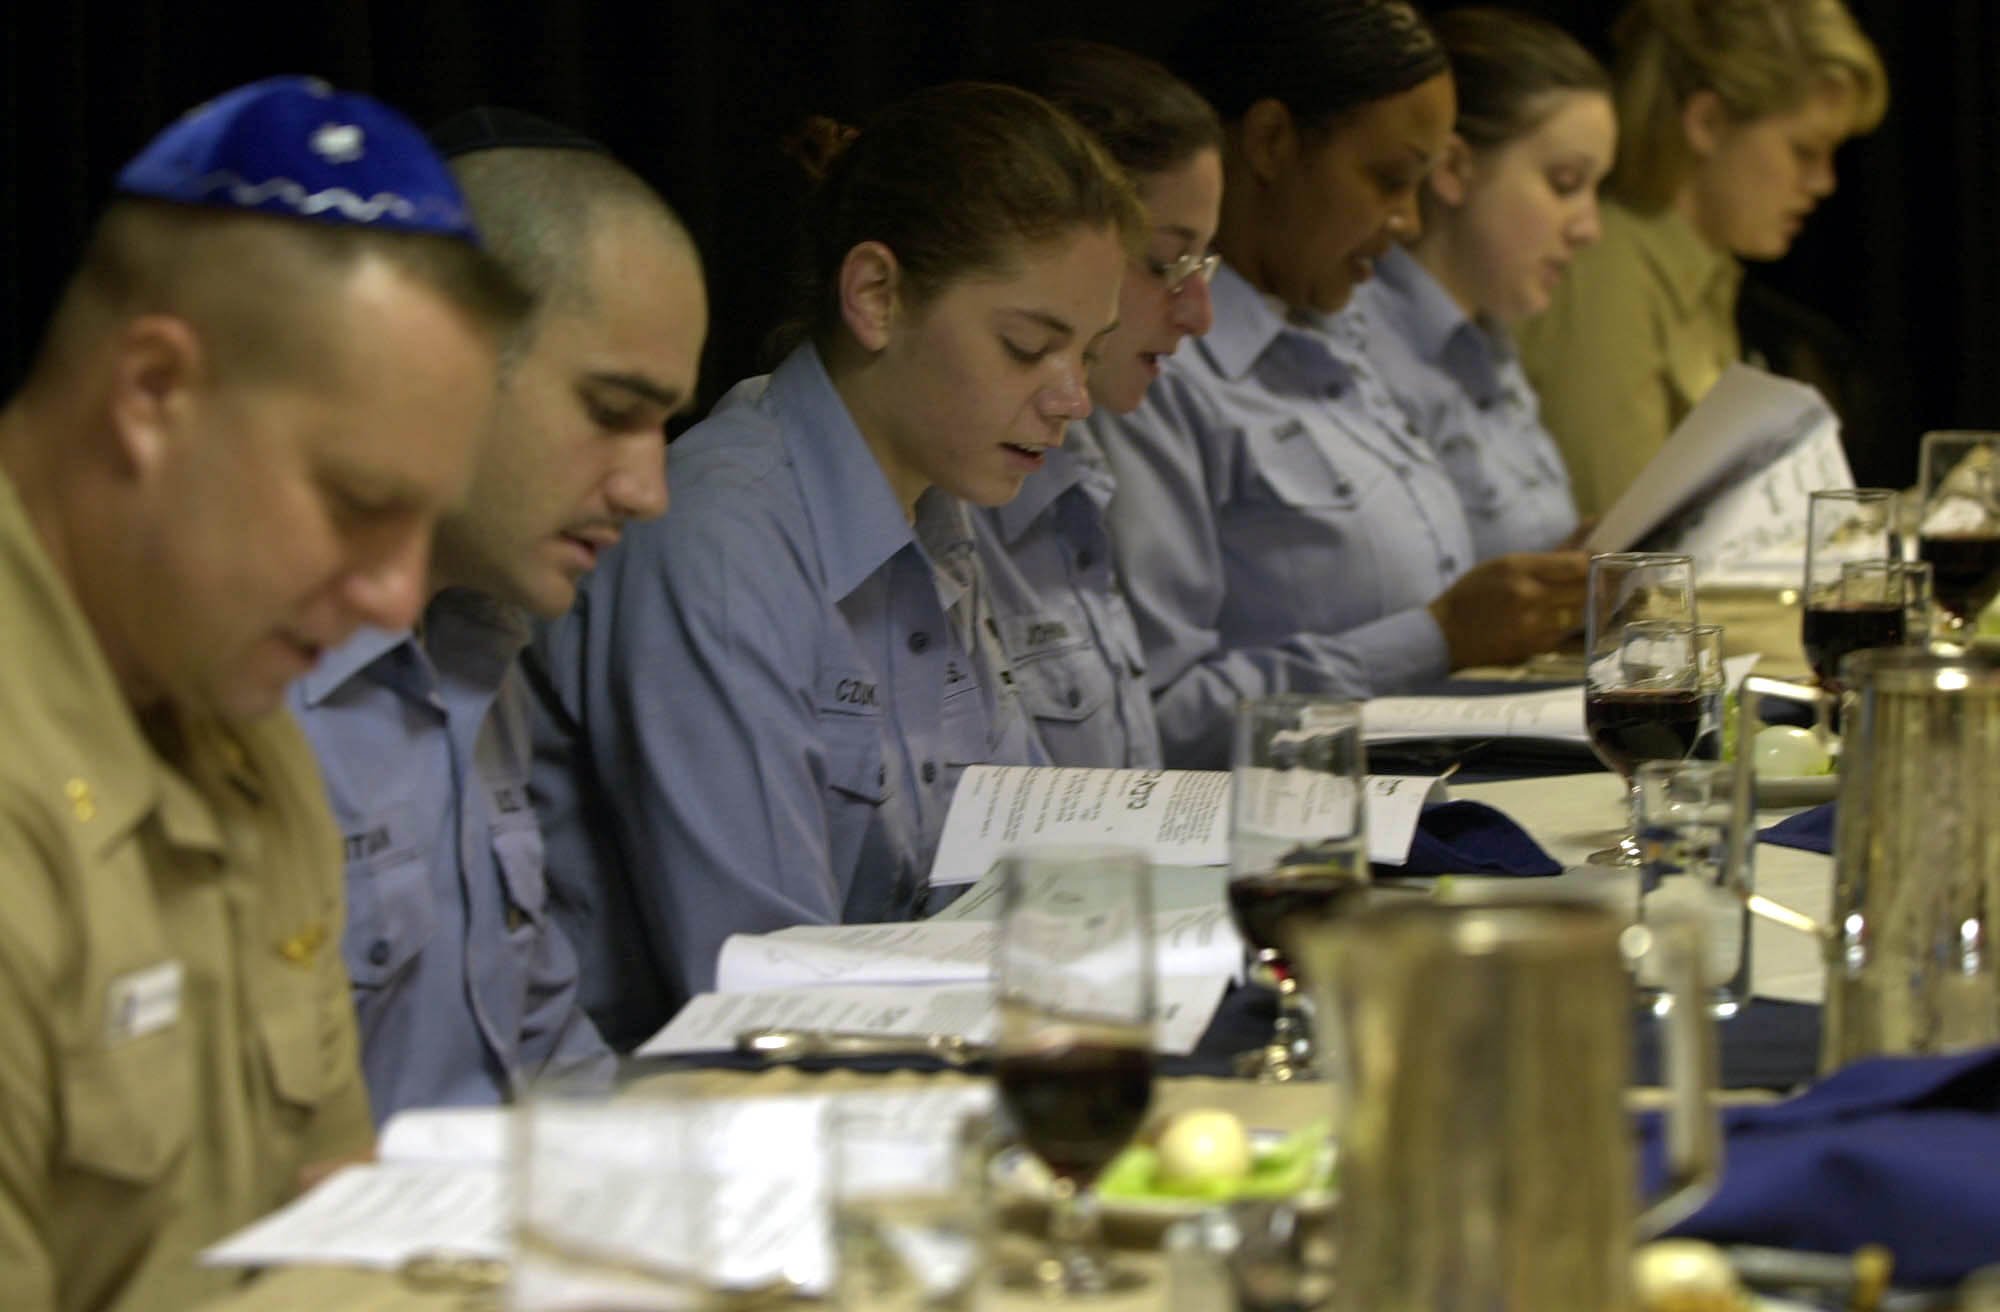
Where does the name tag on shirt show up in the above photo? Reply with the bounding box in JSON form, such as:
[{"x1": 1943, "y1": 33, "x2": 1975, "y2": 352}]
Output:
[
  {"x1": 341, "y1": 802, "x2": 422, "y2": 870},
  {"x1": 105, "y1": 961, "x2": 183, "y2": 1044}
]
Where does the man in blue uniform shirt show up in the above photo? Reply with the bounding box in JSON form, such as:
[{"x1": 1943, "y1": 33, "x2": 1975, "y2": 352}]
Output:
[{"x1": 290, "y1": 110, "x2": 708, "y2": 1117}]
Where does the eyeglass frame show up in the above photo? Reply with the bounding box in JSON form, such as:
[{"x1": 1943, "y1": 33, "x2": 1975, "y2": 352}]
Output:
[{"x1": 1146, "y1": 249, "x2": 1221, "y2": 296}]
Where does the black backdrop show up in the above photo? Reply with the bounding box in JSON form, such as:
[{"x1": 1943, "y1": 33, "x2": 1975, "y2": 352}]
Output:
[{"x1": 4, "y1": 1, "x2": 1990, "y2": 487}]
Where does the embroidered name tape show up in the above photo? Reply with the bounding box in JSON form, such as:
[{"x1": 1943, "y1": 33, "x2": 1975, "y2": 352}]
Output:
[{"x1": 105, "y1": 960, "x2": 184, "y2": 1044}]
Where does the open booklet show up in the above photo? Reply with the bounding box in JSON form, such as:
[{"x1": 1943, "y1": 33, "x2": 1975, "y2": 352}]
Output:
[
  {"x1": 1584, "y1": 363, "x2": 1850, "y2": 586},
  {"x1": 641, "y1": 897, "x2": 1237, "y2": 1059},
  {"x1": 924, "y1": 764, "x2": 1448, "y2": 888},
  {"x1": 203, "y1": 1087, "x2": 992, "y2": 1300}
]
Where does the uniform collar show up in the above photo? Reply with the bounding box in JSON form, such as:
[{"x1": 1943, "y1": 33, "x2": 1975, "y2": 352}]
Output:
[
  {"x1": 294, "y1": 588, "x2": 529, "y2": 709},
  {"x1": 992, "y1": 442, "x2": 1093, "y2": 545},
  {"x1": 295, "y1": 624, "x2": 408, "y2": 707},
  {"x1": 767, "y1": 342, "x2": 917, "y2": 602},
  {"x1": 1616, "y1": 200, "x2": 1742, "y2": 318},
  {"x1": 0, "y1": 468, "x2": 227, "y2": 859},
  {"x1": 1373, "y1": 246, "x2": 1469, "y2": 365},
  {"x1": 1195, "y1": 261, "x2": 1291, "y2": 382},
  {"x1": 1368, "y1": 246, "x2": 1512, "y2": 404}
]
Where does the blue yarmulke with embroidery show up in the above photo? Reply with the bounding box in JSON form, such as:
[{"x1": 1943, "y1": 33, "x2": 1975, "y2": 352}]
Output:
[{"x1": 115, "y1": 75, "x2": 477, "y2": 241}]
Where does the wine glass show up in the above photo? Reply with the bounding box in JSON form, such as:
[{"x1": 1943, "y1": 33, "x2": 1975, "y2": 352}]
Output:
[
  {"x1": 1582, "y1": 552, "x2": 1698, "y2": 865},
  {"x1": 1917, "y1": 431, "x2": 2000, "y2": 642},
  {"x1": 1801, "y1": 487, "x2": 1901, "y2": 691},
  {"x1": 993, "y1": 845, "x2": 1155, "y2": 1297},
  {"x1": 1226, "y1": 695, "x2": 1368, "y2": 1084},
  {"x1": 1690, "y1": 623, "x2": 1726, "y2": 761}
]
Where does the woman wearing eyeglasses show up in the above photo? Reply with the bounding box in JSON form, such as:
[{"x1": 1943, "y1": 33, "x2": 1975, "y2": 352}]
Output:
[
  {"x1": 973, "y1": 40, "x2": 1224, "y2": 767},
  {"x1": 528, "y1": 84, "x2": 1140, "y2": 1038},
  {"x1": 1089, "y1": 0, "x2": 1589, "y2": 769},
  {"x1": 1345, "y1": 8, "x2": 1615, "y2": 560}
]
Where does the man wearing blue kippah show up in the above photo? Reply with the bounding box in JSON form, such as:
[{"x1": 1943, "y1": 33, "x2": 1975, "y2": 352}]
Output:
[
  {"x1": 0, "y1": 77, "x2": 528, "y2": 1309},
  {"x1": 289, "y1": 110, "x2": 707, "y2": 1117}
]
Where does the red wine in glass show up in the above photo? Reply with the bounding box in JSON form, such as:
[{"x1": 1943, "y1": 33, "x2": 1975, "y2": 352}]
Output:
[
  {"x1": 1584, "y1": 688, "x2": 1704, "y2": 778},
  {"x1": 1226, "y1": 866, "x2": 1369, "y2": 960},
  {"x1": 993, "y1": 1043, "x2": 1154, "y2": 1187},
  {"x1": 1919, "y1": 534, "x2": 2000, "y2": 622},
  {"x1": 1801, "y1": 601, "x2": 1907, "y2": 688}
]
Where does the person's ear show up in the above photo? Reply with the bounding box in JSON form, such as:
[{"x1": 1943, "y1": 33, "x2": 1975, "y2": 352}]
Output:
[
  {"x1": 1427, "y1": 132, "x2": 1476, "y2": 208},
  {"x1": 1682, "y1": 89, "x2": 1731, "y2": 157},
  {"x1": 106, "y1": 314, "x2": 205, "y2": 478},
  {"x1": 836, "y1": 241, "x2": 902, "y2": 353},
  {"x1": 1239, "y1": 97, "x2": 1301, "y2": 187}
]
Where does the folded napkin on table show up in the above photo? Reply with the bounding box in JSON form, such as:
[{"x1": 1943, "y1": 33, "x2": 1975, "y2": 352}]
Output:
[
  {"x1": 1758, "y1": 802, "x2": 1834, "y2": 854},
  {"x1": 1376, "y1": 799, "x2": 1561, "y2": 878},
  {"x1": 1639, "y1": 1043, "x2": 2000, "y2": 1287}
]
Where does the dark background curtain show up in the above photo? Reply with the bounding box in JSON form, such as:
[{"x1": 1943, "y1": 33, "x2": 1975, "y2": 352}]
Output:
[{"x1": 2, "y1": 1, "x2": 1986, "y2": 488}]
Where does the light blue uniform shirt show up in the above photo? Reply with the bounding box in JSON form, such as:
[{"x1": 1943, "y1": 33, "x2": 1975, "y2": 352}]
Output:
[
  {"x1": 1090, "y1": 261, "x2": 1471, "y2": 769},
  {"x1": 290, "y1": 589, "x2": 614, "y2": 1119},
  {"x1": 528, "y1": 343, "x2": 1041, "y2": 1045},
  {"x1": 1347, "y1": 247, "x2": 1578, "y2": 559},
  {"x1": 970, "y1": 426, "x2": 1162, "y2": 768}
]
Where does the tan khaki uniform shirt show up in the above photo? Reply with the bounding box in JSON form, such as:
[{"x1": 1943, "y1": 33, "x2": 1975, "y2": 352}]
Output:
[
  {"x1": 0, "y1": 470, "x2": 374, "y2": 1311},
  {"x1": 1515, "y1": 200, "x2": 1743, "y2": 519}
]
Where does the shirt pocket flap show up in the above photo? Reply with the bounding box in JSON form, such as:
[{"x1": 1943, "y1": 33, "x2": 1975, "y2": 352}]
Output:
[
  {"x1": 1011, "y1": 646, "x2": 1114, "y2": 724},
  {"x1": 820, "y1": 712, "x2": 889, "y2": 805},
  {"x1": 342, "y1": 856, "x2": 436, "y2": 988},
  {"x1": 254, "y1": 979, "x2": 329, "y2": 1111},
  {"x1": 61, "y1": 1025, "x2": 192, "y2": 1183},
  {"x1": 1242, "y1": 420, "x2": 1367, "y2": 510}
]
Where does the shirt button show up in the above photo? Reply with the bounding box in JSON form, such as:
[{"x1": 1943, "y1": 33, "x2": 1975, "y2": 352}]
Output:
[
  {"x1": 908, "y1": 631, "x2": 931, "y2": 653},
  {"x1": 368, "y1": 940, "x2": 391, "y2": 967},
  {"x1": 921, "y1": 762, "x2": 938, "y2": 784},
  {"x1": 1442, "y1": 556, "x2": 1459, "y2": 574},
  {"x1": 1075, "y1": 549, "x2": 1095, "y2": 570},
  {"x1": 876, "y1": 766, "x2": 887, "y2": 788}
]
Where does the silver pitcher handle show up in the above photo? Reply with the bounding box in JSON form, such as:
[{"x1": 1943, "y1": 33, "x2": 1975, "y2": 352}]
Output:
[{"x1": 1630, "y1": 913, "x2": 1722, "y2": 1240}]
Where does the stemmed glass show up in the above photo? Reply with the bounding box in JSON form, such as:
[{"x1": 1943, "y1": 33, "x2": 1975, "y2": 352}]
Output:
[
  {"x1": 1690, "y1": 623, "x2": 1727, "y2": 761},
  {"x1": 1916, "y1": 431, "x2": 2000, "y2": 642},
  {"x1": 993, "y1": 846, "x2": 1155, "y2": 1297},
  {"x1": 1583, "y1": 552, "x2": 1698, "y2": 865},
  {"x1": 1225, "y1": 696, "x2": 1369, "y2": 1084},
  {"x1": 1801, "y1": 487, "x2": 1901, "y2": 692}
]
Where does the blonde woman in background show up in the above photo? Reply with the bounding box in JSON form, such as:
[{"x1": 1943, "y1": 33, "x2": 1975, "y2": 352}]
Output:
[
  {"x1": 1514, "y1": 0, "x2": 1887, "y2": 518},
  {"x1": 1347, "y1": 7, "x2": 1616, "y2": 560}
]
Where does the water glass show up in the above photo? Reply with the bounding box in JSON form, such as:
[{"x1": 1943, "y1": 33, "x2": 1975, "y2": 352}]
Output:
[
  {"x1": 829, "y1": 1104, "x2": 983, "y2": 1311},
  {"x1": 1227, "y1": 695, "x2": 1368, "y2": 1082},
  {"x1": 1635, "y1": 759, "x2": 1754, "y2": 1017}
]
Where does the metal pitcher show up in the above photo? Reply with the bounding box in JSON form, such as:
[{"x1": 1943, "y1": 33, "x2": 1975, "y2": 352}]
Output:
[
  {"x1": 1824, "y1": 646, "x2": 2000, "y2": 1069},
  {"x1": 1297, "y1": 899, "x2": 1718, "y2": 1312}
]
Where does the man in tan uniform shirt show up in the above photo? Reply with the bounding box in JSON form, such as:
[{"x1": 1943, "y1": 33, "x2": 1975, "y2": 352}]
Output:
[{"x1": 0, "y1": 78, "x2": 527, "y2": 1310}]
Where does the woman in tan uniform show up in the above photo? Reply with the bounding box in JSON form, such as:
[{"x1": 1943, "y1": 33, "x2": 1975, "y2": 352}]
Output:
[{"x1": 1514, "y1": 0, "x2": 1886, "y2": 518}]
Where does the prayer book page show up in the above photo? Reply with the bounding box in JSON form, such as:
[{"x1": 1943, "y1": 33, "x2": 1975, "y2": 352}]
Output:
[
  {"x1": 924, "y1": 765, "x2": 1445, "y2": 887},
  {"x1": 1585, "y1": 363, "x2": 1850, "y2": 578}
]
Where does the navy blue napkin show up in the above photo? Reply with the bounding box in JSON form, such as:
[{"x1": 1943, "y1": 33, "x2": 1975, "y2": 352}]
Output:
[
  {"x1": 1379, "y1": 799, "x2": 1561, "y2": 877},
  {"x1": 1758, "y1": 802, "x2": 1835, "y2": 854},
  {"x1": 1640, "y1": 1044, "x2": 2000, "y2": 1287}
]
